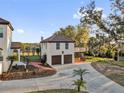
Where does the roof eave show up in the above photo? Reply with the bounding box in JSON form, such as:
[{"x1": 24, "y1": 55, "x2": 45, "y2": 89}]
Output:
[{"x1": 40, "y1": 41, "x2": 75, "y2": 43}]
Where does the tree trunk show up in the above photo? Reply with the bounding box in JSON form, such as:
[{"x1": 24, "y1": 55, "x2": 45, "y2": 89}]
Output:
[
  {"x1": 78, "y1": 86, "x2": 80, "y2": 93},
  {"x1": 7, "y1": 60, "x2": 13, "y2": 73},
  {"x1": 81, "y1": 76, "x2": 83, "y2": 81}
]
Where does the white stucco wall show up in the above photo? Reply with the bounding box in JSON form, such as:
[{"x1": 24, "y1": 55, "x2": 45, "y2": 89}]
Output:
[
  {"x1": 0, "y1": 24, "x2": 12, "y2": 72},
  {"x1": 41, "y1": 42, "x2": 74, "y2": 65}
]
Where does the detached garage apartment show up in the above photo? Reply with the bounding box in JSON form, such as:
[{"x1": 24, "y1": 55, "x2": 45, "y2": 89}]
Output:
[{"x1": 40, "y1": 34, "x2": 75, "y2": 65}]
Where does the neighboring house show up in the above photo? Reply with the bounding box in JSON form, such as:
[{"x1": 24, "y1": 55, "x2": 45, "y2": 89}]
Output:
[
  {"x1": 0, "y1": 18, "x2": 14, "y2": 73},
  {"x1": 41, "y1": 34, "x2": 75, "y2": 65},
  {"x1": 11, "y1": 42, "x2": 21, "y2": 62}
]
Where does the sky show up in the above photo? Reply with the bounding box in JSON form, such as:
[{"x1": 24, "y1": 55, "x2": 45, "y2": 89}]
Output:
[{"x1": 0, "y1": 0, "x2": 111, "y2": 43}]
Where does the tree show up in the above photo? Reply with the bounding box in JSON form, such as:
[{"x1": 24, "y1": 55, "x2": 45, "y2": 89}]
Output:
[
  {"x1": 75, "y1": 25, "x2": 89, "y2": 47},
  {"x1": 26, "y1": 47, "x2": 30, "y2": 56},
  {"x1": 55, "y1": 25, "x2": 89, "y2": 47},
  {"x1": 55, "y1": 25, "x2": 76, "y2": 41},
  {"x1": 73, "y1": 68, "x2": 89, "y2": 81},
  {"x1": 73, "y1": 68, "x2": 89, "y2": 92},
  {"x1": 32, "y1": 47, "x2": 35, "y2": 56},
  {"x1": 7, "y1": 56, "x2": 16, "y2": 73},
  {"x1": 73, "y1": 79, "x2": 86, "y2": 93},
  {"x1": 36, "y1": 48, "x2": 40, "y2": 56},
  {"x1": 79, "y1": 0, "x2": 124, "y2": 41}
]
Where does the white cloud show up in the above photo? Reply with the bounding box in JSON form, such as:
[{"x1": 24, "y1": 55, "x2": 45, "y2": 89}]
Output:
[
  {"x1": 102, "y1": 14, "x2": 107, "y2": 19},
  {"x1": 73, "y1": 8, "x2": 88, "y2": 19},
  {"x1": 73, "y1": 8, "x2": 82, "y2": 19},
  {"x1": 16, "y1": 29, "x2": 24, "y2": 34},
  {"x1": 40, "y1": 31, "x2": 44, "y2": 34},
  {"x1": 73, "y1": 13, "x2": 80, "y2": 19}
]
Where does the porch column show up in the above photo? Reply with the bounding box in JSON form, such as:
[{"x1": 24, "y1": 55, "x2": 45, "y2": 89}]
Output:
[
  {"x1": 0, "y1": 61, "x2": 2, "y2": 74},
  {"x1": 61, "y1": 51, "x2": 64, "y2": 65},
  {"x1": 117, "y1": 49, "x2": 120, "y2": 61},
  {"x1": 18, "y1": 49, "x2": 21, "y2": 62}
]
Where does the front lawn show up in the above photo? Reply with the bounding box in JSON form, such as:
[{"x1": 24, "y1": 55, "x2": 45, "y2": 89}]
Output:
[
  {"x1": 21, "y1": 55, "x2": 41, "y2": 62},
  {"x1": 29, "y1": 89, "x2": 88, "y2": 93},
  {"x1": 85, "y1": 56, "x2": 112, "y2": 62},
  {"x1": 111, "y1": 61, "x2": 124, "y2": 67},
  {"x1": 91, "y1": 60, "x2": 124, "y2": 86}
]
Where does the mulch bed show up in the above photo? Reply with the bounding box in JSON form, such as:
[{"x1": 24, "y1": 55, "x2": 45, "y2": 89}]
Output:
[
  {"x1": 0, "y1": 62, "x2": 56, "y2": 80},
  {"x1": 91, "y1": 62, "x2": 124, "y2": 86}
]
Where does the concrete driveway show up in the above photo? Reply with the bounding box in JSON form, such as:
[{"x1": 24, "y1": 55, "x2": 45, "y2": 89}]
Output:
[{"x1": 0, "y1": 63, "x2": 124, "y2": 93}]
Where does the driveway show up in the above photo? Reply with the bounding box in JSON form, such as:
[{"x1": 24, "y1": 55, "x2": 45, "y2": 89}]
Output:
[{"x1": 0, "y1": 63, "x2": 124, "y2": 93}]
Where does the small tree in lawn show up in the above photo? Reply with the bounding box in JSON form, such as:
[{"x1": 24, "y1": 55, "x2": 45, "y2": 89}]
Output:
[
  {"x1": 32, "y1": 47, "x2": 35, "y2": 56},
  {"x1": 36, "y1": 48, "x2": 40, "y2": 56},
  {"x1": 73, "y1": 68, "x2": 89, "y2": 92}
]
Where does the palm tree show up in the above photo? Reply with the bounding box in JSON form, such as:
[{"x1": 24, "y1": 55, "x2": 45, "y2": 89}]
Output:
[
  {"x1": 7, "y1": 56, "x2": 16, "y2": 73},
  {"x1": 73, "y1": 68, "x2": 89, "y2": 81},
  {"x1": 73, "y1": 79, "x2": 86, "y2": 93}
]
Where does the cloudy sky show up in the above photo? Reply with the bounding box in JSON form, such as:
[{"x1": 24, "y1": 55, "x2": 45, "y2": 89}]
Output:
[{"x1": 0, "y1": 0, "x2": 111, "y2": 43}]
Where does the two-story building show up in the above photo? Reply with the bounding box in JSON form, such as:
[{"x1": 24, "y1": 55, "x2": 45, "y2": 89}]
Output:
[
  {"x1": 0, "y1": 18, "x2": 14, "y2": 73},
  {"x1": 41, "y1": 34, "x2": 75, "y2": 65}
]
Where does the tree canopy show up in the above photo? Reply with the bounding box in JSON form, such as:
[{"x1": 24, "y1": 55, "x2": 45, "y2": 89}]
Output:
[{"x1": 79, "y1": 0, "x2": 124, "y2": 41}]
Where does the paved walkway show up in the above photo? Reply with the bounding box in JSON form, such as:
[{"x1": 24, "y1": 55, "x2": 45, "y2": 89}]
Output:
[{"x1": 0, "y1": 63, "x2": 124, "y2": 93}]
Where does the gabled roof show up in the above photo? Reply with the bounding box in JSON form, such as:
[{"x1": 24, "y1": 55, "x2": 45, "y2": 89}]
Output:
[
  {"x1": 0, "y1": 18, "x2": 14, "y2": 31},
  {"x1": 41, "y1": 34, "x2": 74, "y2": 43},
  {"x1": 11, "y1": 42, "x2": 21, "y2": 49}
]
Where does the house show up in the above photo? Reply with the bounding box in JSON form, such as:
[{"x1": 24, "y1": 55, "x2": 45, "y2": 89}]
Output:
[
  {"x1": 0, "y1": 18, "x2": 14, "y2": 74},
  {"x1": 117, "y1": 39, "x2": 124, "y2": 61},
  {"x1": 11, "y1": 42, "x2": 21, "y2": 62},
  {"x1": 40, "y1": 34, "x2": 75, "y2": 65}
]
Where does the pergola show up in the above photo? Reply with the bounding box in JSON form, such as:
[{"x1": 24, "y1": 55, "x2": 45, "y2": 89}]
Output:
[{"x1": 11, "y1": 42, "x2": 21, "y2": 62}]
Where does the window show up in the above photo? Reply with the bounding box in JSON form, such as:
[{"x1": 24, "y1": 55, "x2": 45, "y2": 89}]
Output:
[
  {"x1": 56, "y1": 43, "x2": 60, "y2": 50},
  {"x1": 0, "y1": 28, "x2": 3, "y2": 38},
  {"x1": 65, "y1": 43, "x2": 69, "y2": 49},
  {"x1": 0, "y1": 49, "x2": 3, "y2": 61}
]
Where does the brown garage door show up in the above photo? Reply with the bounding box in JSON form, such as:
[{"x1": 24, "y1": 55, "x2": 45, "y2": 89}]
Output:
[
  {"x1": 52, "y1": 55, "x2": 61, "y2": 65},
  {"x1": 64, "y1": 55, "x2": 72, "y2": 64}
]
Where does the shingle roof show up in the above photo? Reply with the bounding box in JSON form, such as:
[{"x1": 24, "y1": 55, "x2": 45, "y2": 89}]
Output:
[
  {"x1": 0, "y1": 18, "x2": 14, "y2": 31},
  {"x1": 11, "y1": 42, "x2": 21, "y2": 49},
  {"x1": 41, "y1": 34, "x2": 74, "y2": 43}
]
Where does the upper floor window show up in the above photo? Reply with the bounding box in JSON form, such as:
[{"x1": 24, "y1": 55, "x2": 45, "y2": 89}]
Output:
[
  {"x1": 56, "y1": 43, "x2": 60, "y2": 50},
  {"x1": 0, "y1": 28, "x2": 3, "y2": 38},
  {"x1": 0, "y1": 48, "x2": 3, "y2": 61},
  {"x1": 65, "y1": 43, "x2": 69, "y2": 49}
]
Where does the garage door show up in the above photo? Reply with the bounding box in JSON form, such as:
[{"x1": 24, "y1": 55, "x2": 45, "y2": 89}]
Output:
[
  {"x1": 64, "y1": 55, "x2": 72, "y2": 64},
  {"x1": 52, "y1": 55, "x2": 61, "y2": 65}
]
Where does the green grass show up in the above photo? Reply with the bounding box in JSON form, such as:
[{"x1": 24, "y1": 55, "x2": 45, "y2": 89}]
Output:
[
  {"x1": 85, "y1": 56, "x2": 112, "y2": 62},
  {"x1": 92, "y1": 60, "x2": 124, "y2": 86},
  {"x1": 106, "y1": 73, "x2": 124, "y2": 86},
  {"x1": 21, "y1": 55, "x2": 41, "y2": 62},
  {"x1": 111, "y1": 61, "x2": 124, "y2": 67},
  {"x1": 29, "y1": 89, "x2": 88, "y2": 93}
]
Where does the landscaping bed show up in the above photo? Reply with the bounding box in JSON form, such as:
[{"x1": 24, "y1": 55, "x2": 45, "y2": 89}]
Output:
[
  {"x1": 0, "y1": 63, "x2": 56, "y2": 80},
  {"x1": 91, "y1": 61, "x2": 124, "y2": 86},
  {"x1": 29, "y1": 89, "x2": 88, "y2": 93}
]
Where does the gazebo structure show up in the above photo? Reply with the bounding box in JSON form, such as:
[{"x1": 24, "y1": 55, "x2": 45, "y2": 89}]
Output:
[{"x1": 11, "y1": 42, "x2": 21, "y2": 62}]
